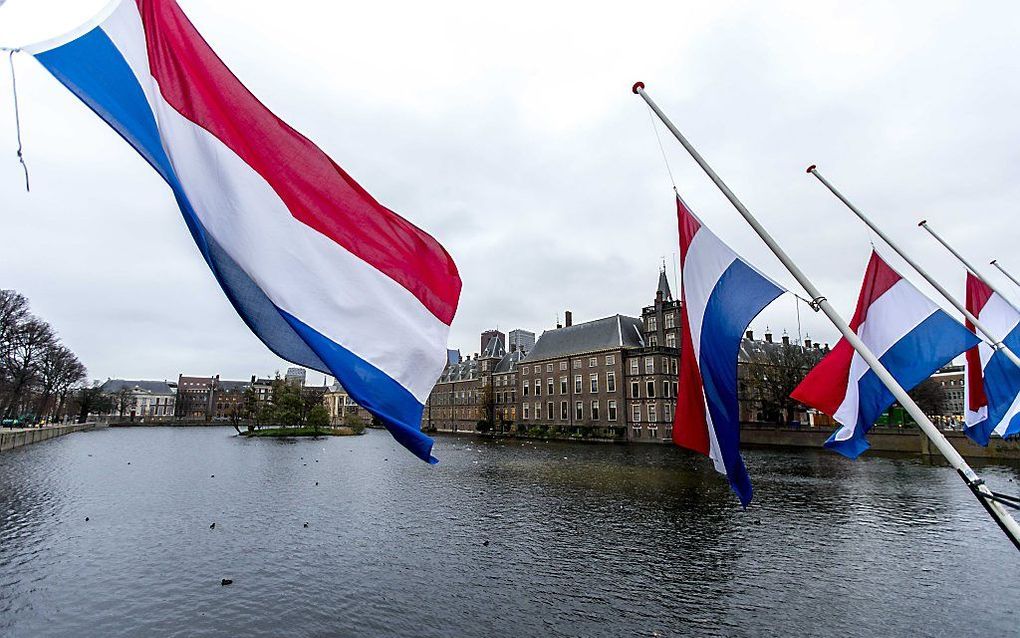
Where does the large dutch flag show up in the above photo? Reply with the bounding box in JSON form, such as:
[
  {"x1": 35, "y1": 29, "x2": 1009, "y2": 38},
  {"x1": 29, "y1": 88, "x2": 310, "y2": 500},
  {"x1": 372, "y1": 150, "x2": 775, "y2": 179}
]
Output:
[
  {"x1": 674, "y1": 196, "x2": 784, "y2": 508},
  {"x1": 25, "y1": 0, "x2": 461, "y2": 463},
  {"x1": 963, "y1": 272, "x2": 1020, "y2": 444},
  {"x1": 791, "y1": 251, "x2": 978, "y2": 459}
]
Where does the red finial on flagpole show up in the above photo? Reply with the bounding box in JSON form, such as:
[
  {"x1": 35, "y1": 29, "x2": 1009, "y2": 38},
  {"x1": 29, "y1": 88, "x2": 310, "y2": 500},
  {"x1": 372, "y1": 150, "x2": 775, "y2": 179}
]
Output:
[
  {"x1": 632, "y1": 81, "x2": 645, "y2": 94},
  {"x1": 806, "y1": 164, "x2": 817, "y2": 173}
]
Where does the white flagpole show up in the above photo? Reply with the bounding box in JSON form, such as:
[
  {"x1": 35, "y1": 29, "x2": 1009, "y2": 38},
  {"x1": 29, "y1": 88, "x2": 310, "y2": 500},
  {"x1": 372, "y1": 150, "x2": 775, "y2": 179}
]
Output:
[
  {"x1": 632, "y1": 81, "x2": 1020, "y2": 550},
  {"x1": 807, "y1": 166, "x2": 1020, "y2": 370},
  {"x1": 919, "y1": 221, "x2": 1020, "y2": 312},
  {"x1": 991, "y1": 259, "x2": 1020, "y2": 290}
]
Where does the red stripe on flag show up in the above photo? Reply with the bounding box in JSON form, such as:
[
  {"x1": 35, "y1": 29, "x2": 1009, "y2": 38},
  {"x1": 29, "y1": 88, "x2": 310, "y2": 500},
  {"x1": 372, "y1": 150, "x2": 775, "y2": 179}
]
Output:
[
  {"x1": 674, "y1": 294, "x2": 711, "y2": 455},
  {"x1": 135, "y1": 0, "x2": 460, "y2": 325},
  {"x1": 848, "y1": 251, "x2": 902, "y2": 330},
  {"x1": 965, "y1": 272, "x2": 992, "y2": 412},
  {"x1": 676, "y1": 197, "x2": 702, "y2": 266}
]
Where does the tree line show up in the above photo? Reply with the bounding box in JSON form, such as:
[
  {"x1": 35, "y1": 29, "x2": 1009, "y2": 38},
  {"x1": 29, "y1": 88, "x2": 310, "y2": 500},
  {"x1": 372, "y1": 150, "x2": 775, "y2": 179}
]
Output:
[{"x1": 0, "y1": 289, "x2": 89, "y2": 424}]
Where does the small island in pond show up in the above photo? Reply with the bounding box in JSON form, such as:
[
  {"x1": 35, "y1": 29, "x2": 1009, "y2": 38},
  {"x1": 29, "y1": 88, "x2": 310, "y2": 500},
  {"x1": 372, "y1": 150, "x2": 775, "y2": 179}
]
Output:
[{"x1": 230, "y1": 377, "x2": 368, "y2": 438}]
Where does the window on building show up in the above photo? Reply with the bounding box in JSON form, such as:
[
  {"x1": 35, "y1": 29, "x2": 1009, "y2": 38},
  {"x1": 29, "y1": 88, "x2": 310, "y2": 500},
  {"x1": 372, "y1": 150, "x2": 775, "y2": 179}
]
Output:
[
  {"x1": 535, "y1": 382, "x2": 541, "y2": 397},
  {"x1": 547, "y1": 402, "x2": 554, "y2": 420},
  {"x1": 560, "y1": 401, "x2": 568, "y2": 420},
  {"x1": 632, "y1": 425, "x2": 642, "y2": 438},
  {"x1": 645, "y1": 357, "x2": 654, "y2": 374},
  {"x1": 631, "y1": 380, "x2": 640, "y2": 398},
  {"x1": 575, "y1": 401, "x2": 583, "y2": 420},
  {"x1": 534, "y1": 365, "x2": 540, "y2": 374},
  {"x1": 591, "y1": 401, "x2": 600, "y2": 421},
  {"x1": 673, "y1": 381, "x2": 678, "y2": 397},
  {"x1": 607, "y1": 372, "x2": 617, "y2": 393},
  {"x1": 648, "y1": 316, "x2": 658, "y2": 331},
  {"x1": 649, "y1": 425, "x2": 659, "y2": 438},
  {"x1": 649, "y1": 404, "x2": 657, "y2": 422},
  {"x1": 647, "y1": 380, "x2": 655, "y2": 398},
  {"x1": 574, "y1": 375, "x2": 582, "y2": 393},
  {"x1": 523, "y1": 380, "x2": 530, "y2": 396},
  {"x1": 547, "y1": 379, "x2": 554, "y2": 395},
  {"x1": 606, "y1": 354, "x2": 616, "y2": 366},
  {"x1": 633, "y1": 405, "x2": 641, "y2": 422},
  {"x1": 649, "y1": 335, "x2": 658, "y2": 347},
  {"x1": 546, "y1": 364, "x2": 553, "y2": 373},
  {"x1": 590, "y1": 373, "x2": 599, "y2": 393},
  {"x1": 630, "y1": 359, "x2": 639, "y2": 375},
  {"x1": 481, "y1": 361, "x2": 488, "y2": 371},
  {"x1": 663, "y1": 380, "x2": 671, "y2": 398},
  {"x1": 589, "y1": 357, "x2": 597, "y2": 367},
  {"x1": 666, "y1": 333, "x2": 676, "y2": 348},
  {"x1": 573, "y1": 360, "x2": 582, "y2": 369},
  {"x1": 608, "y1": 400, "x2": 618, "y2": 421},
  {"x1": 560, "y1": 377, "x2": 568, "y2": 394},
  {"x1": 523, "y1": 403, "x2": 530, "y2": 420},
  {"x1": 560, "y1": 361, "x2": 568, "y2": 371},
  {"x1": 665, "y1": 313, "x2": 675, "y2": 329}
]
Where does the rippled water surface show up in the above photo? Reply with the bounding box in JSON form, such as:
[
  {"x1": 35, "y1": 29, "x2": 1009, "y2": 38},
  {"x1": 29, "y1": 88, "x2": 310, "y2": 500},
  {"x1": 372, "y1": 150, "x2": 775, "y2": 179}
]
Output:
[{"x1": 0, "y1": 427, "x2": 1017, "y2": 637}]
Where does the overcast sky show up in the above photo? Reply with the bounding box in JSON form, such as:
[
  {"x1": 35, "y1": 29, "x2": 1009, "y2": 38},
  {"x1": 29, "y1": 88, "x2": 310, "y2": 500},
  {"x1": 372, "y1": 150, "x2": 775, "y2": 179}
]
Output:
[{"x1": 2, "y1": 0, "x2": 1020, "y2": 384}]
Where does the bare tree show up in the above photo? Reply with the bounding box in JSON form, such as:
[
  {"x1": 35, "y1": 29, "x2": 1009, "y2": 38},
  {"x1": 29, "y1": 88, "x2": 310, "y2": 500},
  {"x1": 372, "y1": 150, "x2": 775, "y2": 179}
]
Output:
[
  {"x1": 908, "y1": 378, "x2": 947, "y2": 418},
  {"x1": 2, "y1": 318, "x2": 56, "y2": 419},
  {"x1": 741, "y1": 341, "x2": 825, "y2": 424}
]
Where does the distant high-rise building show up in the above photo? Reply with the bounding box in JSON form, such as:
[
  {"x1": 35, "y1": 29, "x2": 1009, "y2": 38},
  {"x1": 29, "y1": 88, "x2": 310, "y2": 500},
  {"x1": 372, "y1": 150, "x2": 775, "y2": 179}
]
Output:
[
  {"x1": 285, "y1": 367, "x2": 307, "y2": 387},
  {"x1": 480, "y1": 329, "x2": 505, "y2": 354},
  {"x1": 508, "y1": 329, "x2": 535, "y2": 354}
]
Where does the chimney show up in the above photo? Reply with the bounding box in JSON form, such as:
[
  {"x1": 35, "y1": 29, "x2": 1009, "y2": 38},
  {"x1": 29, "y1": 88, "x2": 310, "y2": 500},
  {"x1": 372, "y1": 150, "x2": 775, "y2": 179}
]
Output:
[
  {"x1": 764, "y1": 330, "x2": 773, "y2": 343},
  {"x1": 745, "y1": 330, "x2": 754, "y2": 340},
  {"x1": 814, "y1": 343, "x2": 821, "y2": 350},
  {"x1": 804, "y1": 337, "x2": 813, "y2": 349},
  {"x1": 565, "y1": 311, "x2": 573, "y2": 327},
  {"x1": 782, "y1": 334, "x2": 790, "y2": 346}
]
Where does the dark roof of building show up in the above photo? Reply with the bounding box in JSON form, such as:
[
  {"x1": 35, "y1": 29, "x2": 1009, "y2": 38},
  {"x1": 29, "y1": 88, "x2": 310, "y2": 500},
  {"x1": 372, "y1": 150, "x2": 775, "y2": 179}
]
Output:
[
  {"x1": 738, "y1": 337, "x2": 827, "y2": 364},
  {"x1": 100, "y1": 379, "x2": 175, "y2": 395},
  {"x1": 218, "y1": 380, "x2": 251, "y2": 393},
  {"x1": 657, "y1": 269, "x2": 673, "y2": 301},
  {"x1": 493, "y1": 349, "x2": 525, "y2": 374},
  {"x1": 481, "y1": 334, "x2": 506, "y2": 359},
  {"x1": 524, "y1": 315, "x2": 644, "y2": 362},
  {"x1": 439, "y1": 357, "x2": 479, "y2": 383}
]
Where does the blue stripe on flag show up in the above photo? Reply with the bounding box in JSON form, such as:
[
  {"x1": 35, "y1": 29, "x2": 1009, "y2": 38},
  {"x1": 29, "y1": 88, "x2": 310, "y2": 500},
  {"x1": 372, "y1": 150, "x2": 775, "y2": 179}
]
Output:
[
  {"x1": 698, "y1": 259, "x2": 784, "y2": 508},
  {"x1": 34, "y1": 25, "x2": 437, "y2": 462},
  {"x1": 975, "y1": 323, "x2": 1020, "y2": 442},
  {"x1": 827, "y1": 309, "x2": 979, "y2": 458}
]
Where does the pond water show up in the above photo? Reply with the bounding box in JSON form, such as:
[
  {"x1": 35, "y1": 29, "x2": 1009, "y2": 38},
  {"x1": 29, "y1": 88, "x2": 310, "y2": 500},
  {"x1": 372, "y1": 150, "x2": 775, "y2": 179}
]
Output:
[{"x1": 0, "y1": 427, "x2": 1016, "y2": 637}]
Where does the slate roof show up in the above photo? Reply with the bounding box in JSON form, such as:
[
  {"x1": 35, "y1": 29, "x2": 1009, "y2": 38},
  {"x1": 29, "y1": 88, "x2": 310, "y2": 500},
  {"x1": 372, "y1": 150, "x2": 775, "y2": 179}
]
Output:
[
  {"x1": 217, "y1": 380, "x2": 251, "y2": 393},
  {"x1": 439, "y1": 357, "x2": 479, "y2": 383},
  {"x1": 738, "y1": 338, "x2": 826, "y2": 364},
  {"x1": 493, "y1": 349, "x2": 524, "y2": 374},
  {"x1": 100, "y1": 379, "x2": 175, "y2": 395},
  {"x1": 525, "y1": 315, "x2": 645, "y2": 362},
  {"x1": 481, "y1": 334, "x2": 506, "y2": 359},
  {"x1": 657, "y1": 270, "x2": 673, "y2": 301}
]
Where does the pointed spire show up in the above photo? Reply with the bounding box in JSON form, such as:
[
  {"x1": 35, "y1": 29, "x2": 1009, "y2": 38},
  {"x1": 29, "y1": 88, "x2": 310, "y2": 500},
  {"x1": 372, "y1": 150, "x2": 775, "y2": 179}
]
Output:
[{"x1": 656, "y1": 267, "x2": 673, "y2": 302}]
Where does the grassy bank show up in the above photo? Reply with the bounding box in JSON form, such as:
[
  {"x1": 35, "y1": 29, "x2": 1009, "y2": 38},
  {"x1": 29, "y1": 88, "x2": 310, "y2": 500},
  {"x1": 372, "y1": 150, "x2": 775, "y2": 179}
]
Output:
[{"x1": 244, "y1": 426, "x2": 364, "y2": 438}]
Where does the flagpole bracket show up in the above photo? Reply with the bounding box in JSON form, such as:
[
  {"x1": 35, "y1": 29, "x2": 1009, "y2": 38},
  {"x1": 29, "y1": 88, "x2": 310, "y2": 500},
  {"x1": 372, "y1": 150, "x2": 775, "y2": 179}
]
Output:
[{"x1": 808, "y1": 296, "x2": 826, "y2": 312}]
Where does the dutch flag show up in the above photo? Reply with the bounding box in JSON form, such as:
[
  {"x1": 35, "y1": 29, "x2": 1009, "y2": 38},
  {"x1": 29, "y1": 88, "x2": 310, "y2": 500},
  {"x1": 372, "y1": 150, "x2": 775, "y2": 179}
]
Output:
[
  {"x1": 791, "y1": 251, "x2": 978, "y2": 458},
  {"x1": 674, "y1": 196, "x2": 785, "y2": 508},
  {"x1": 26, "y1": 0, "x2": 461, "y2": 463},
  {"x1": 964, "y1": 272, "x2": 1020, "y2": 444}
]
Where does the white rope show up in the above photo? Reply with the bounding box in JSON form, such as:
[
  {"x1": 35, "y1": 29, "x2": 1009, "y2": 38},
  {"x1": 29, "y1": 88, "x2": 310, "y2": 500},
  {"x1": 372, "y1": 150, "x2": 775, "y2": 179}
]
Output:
[{"x1": 7, "y1": 49, "x2": 28, "y2": 192}]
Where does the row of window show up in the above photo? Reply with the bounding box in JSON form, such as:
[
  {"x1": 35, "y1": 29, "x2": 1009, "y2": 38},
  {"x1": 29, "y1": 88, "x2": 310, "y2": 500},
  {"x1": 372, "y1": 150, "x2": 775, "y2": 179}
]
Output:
[
  {"x1": 646, "y1": 312, "x2": 677, "y2": 332},
  {"x1": 522, "y1": 355, "x2": 618, "y2": 376},
  {"x1": 522, "y1": 372, "x2": 617, "y2": 397},
  {"x1": 627, "y1": 356, "x2": 678, "y2": 376},
  {"x1": 522, "y1": 400, "x2": 619, "y2": 422},
  {"x1": 630, "y1": 379, "x2": 679, "y2": 399}
]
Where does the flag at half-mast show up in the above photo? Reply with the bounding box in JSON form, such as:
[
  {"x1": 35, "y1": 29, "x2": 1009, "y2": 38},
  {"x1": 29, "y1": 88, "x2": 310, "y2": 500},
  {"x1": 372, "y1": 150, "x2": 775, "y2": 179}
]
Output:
[
  {"x1": 964, "y1": 272, "x2": 1020, "y2": 444},
  {"x1": 26, "y1": 0, "x2": 461, "y2": 463},
  {"x1": 791, "y1": 251, "x2": 978, "y2": 458},
  {"x1": 674, "y1": 195, "x2": 785, "y2": 508}
]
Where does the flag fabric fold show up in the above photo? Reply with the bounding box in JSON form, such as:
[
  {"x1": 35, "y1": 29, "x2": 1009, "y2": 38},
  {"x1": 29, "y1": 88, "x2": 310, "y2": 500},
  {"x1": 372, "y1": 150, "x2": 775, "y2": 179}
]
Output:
[
  {"x1": 964, "y1": 273, "x2": 1020, "y2": 444},
  {"x1": 674, "y1": 196, "x2": 785, "y2": 508},
  {"x1": 791, "y1": 251, "x2": 979, "y2": 459},
  {"x1": 28, "y1": 0, "x2": 461, "y2": 463}
]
